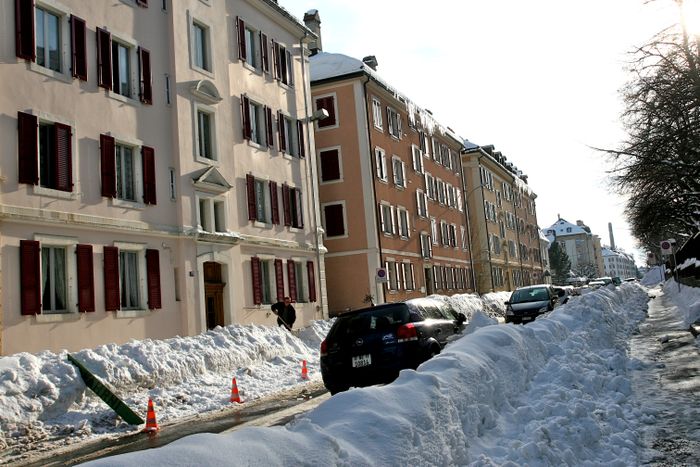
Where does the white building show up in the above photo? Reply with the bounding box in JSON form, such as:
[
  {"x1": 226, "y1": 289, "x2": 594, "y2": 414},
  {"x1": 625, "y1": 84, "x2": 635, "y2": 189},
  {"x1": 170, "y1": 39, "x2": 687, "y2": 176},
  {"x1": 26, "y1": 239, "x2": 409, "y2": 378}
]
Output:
[
  {"x1": 544, "y1": 217, "x2": 603, "y2": 278},
  {"x1": 0, "y1": 0, "x2": 326, "y2": 355},
  {"x1": 602, "y1": 248, "x2": 637, "y2": 279}
]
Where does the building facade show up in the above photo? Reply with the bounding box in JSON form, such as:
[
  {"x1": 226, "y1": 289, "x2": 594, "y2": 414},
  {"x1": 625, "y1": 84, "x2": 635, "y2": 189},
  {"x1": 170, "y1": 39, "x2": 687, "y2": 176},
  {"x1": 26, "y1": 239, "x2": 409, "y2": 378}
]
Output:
[
  {"x1": 544, "y1": 218, "x2": 603, "y2": 279},
  {"x1": 1, "y1": 0, "x2": 326, "y2": 355},
  {"x1": 602, "y1": 248, "x2": 636, "y2": 279}
]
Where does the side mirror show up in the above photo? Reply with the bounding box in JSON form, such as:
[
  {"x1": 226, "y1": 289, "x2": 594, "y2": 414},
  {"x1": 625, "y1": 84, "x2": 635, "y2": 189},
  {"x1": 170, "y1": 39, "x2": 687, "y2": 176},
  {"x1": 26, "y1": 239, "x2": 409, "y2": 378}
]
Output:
[
  {"x1": 456, "y1": 313, "x2": 467, "y2": 324},
  {"x1": 504, "y1": 301, "x2": 511, "y2": 305}
]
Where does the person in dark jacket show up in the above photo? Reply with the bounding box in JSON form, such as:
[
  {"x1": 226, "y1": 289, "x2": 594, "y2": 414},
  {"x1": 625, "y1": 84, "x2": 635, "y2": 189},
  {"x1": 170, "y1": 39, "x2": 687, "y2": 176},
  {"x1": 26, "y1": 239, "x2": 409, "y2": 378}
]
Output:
[{"x1": 271, "y1": 296, "x2": 296, "y2": 331}]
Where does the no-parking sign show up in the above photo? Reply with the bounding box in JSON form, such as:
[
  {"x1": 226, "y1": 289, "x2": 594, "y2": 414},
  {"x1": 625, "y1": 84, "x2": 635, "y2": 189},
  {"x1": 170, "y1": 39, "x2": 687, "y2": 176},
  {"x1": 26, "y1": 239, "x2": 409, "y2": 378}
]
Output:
[
  {"x1": 376, "y1": 267, "x2": 388, "y2": 283},
  {"x1": 660, "y1": 240, "x2": 673, "y2": 255}
]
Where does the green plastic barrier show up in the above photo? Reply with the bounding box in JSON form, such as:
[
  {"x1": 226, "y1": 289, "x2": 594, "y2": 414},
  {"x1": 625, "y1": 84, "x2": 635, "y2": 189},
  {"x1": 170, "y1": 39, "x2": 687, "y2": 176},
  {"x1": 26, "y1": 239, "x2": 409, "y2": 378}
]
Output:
[{"x1": 67, "y1": 354, "x2": 144, "y2": 426}]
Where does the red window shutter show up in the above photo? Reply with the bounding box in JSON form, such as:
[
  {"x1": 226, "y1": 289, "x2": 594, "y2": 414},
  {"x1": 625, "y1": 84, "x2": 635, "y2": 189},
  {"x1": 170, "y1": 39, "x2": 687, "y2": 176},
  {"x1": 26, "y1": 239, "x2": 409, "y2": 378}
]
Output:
[
  {"x1": 264, "y1": 106, "x2": 273, "y2": 148},
  {"x1": 274, "y1": 259, "x2": 284, "y2": 302},
  {"x1": 20, "y1": 239, "x2": 41, "y2": 315},
  {"x1": 70, "y1": 16, "x2": 88, "y2": 80},
  {"x1": 142, "y1": 145, "x2": 156, "y2": 204},
  {"x1": 282, "y1": 184, "x2": 291, "y2": 226},
  {"x1": 17, "y1": 111, "x2": 38, "y2": 185},
  {"x1": 270, "y1": 181, "x2": 279, "y2": 225},
  {"x1": 15, "y1": 0, "x2": 35, "y2": 61},
  {"x1": 251, "y1": 257, "x2": 262, "y2": 305},
  {"x1": 287, "y1": 260, "x2": 297, "y2": 302},
  {"x1": 277, "y1": 111, "x2": 287, "y2": 152},
  {"x1": 294, "y1": 188, "x2": 304, "y2": 228},
  {"x1": 146, "y1": 249, "x2": 161, "y2": 309},
  {"x1": 307, "y1": 261, "x2": 316, "y2": 302},
  {"x1": 260, "y1": 32, "x2": 269, "y2": 73},
  {"x1": 246, "y1": 174, "x2": 256, "y2": 221},
  {"x1": 96, "y1": 28, "x2": 112, "y2": 90},
  {"x1": 138, "y1": 47, "x2": 153, "y2": 105},
  {"x1": 279, "y1": 46, "x2": 288, "y2": 84},
  {"x1": 103, "y1": 246, "x2": 120, "y2": 311},
  {"x1": 54, "y1": 123, "x2": 73, "y2": 192},
  {"x1": 76, "y1": 244, "x2": 95, "y2": 312},
  {"x1": 272, "y1": 40, "x2": 281, "y2": 80},
  {"x1": 297, "y1": 120, "x2": 305, "y2": 158},
  {"x1": 324, "y1": 204, "x2": 345, "y2": 236},
  {"x1": 320, "y1": 149, "x2": 340, "y2": 182},
  {"x1": 236, "y1": 17, "x2": 246, "y2": 61},
  {"x1": 316, "y1": 96, "x2": 336, "y2": 127},
  {"x1": 100, "y1": 134, "x2": 116, "y2": 197},
  {"x1": 241, "y1": 94, "x2": 251, "y2": 140}
]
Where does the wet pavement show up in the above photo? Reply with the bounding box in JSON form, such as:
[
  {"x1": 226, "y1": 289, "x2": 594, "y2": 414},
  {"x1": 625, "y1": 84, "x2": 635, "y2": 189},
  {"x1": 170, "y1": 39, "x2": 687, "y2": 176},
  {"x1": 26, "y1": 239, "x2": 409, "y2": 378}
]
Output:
[{"x1": 629, "y1": 288, "x2": 700, "y2": 466}]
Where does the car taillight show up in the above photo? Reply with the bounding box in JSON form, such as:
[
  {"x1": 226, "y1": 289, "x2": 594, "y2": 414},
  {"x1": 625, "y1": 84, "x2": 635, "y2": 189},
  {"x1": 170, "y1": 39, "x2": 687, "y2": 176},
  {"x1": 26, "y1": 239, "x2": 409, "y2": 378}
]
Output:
[
  {"x1": 320, "y1": 339, "x2": 328, "y2": 357},
  {"x1": 397, "y1": 323, "x2": 418, "y2": 343}
]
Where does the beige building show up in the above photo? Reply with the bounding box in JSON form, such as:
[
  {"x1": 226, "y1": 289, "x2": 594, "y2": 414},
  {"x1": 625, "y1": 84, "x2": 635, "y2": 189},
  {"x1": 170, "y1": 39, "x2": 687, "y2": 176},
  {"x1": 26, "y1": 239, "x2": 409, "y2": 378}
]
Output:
[
  {"x1": 305, "y1": 13, "x2": 474, "y2": 315},
  {"x1": 1, "y1": 0, "x2": 326, "y2": 355},
  {"x1": 544, "y1": 218, "x2": 604, "y2": 279},
  {"x1": 462, "y1": 143, "x2": 544, "y2": 293}
]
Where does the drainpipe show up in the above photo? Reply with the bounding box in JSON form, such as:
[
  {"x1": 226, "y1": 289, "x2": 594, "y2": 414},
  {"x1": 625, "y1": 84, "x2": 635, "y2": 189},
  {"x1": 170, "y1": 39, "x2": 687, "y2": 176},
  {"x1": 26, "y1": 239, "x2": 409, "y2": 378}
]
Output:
[
  {"x1": 362, "y1": 76, "x2": 384, "y2": 304},
  {"x1": 299, "y1": 32, "x2": 326, "y2": 318},
  {"x1": 459, "y1": 149, "x2": 477, "y2": 292}
]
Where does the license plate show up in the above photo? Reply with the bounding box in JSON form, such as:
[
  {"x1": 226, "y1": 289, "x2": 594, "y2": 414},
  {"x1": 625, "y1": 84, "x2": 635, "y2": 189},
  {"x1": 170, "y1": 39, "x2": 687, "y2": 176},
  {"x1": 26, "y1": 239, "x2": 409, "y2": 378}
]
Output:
[
  {"x1": 522, "y1": 316, "x2": 532, "y2": 321},
  {"x1": 352, "y1": 354, "x2": 372, "y2": 368}
]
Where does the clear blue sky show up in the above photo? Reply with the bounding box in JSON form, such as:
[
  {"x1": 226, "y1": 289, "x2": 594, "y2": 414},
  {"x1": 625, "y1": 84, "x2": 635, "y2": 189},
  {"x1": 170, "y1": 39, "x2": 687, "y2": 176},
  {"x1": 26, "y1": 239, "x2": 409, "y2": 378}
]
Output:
[{"x1": 282, "y1": 0, "x2": 682, "y2": 262}]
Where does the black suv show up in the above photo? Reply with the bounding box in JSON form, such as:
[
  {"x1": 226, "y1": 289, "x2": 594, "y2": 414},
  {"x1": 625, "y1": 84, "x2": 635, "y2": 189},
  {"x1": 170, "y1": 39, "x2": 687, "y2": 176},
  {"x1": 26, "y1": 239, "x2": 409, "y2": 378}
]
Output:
[{"x1": 320, "y1": 299, "x2": 466, "y2": 394}]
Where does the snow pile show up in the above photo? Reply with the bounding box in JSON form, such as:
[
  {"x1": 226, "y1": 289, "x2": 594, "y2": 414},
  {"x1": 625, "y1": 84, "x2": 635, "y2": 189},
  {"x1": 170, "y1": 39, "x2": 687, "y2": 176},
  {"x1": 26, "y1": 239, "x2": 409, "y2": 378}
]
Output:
[
  {"x1": 434, "y1": 291, "x2": 510, "y2": 319},
  {"x1": 663, "y1": 280, "x2": 700, "y2": 327},
  {"x1": 85, "y1": 284, "x2": 651, "y2": 466},
  {"x1": 641, "y1": 266, "x2": 665, "y2": 286}
]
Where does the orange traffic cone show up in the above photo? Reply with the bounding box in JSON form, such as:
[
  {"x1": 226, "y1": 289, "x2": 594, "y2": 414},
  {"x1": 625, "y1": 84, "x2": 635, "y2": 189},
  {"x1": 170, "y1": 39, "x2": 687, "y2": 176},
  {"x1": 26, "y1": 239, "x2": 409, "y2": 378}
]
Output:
[
  {"x1": 142, "y1": 398, "x2": 159, "y2": 433},
  {"x1": 230, "y1": 377, "x2": 242, "y2": 403},
  {"x1": 301, "y1": 360, "x2": 309, "y2": 380}
]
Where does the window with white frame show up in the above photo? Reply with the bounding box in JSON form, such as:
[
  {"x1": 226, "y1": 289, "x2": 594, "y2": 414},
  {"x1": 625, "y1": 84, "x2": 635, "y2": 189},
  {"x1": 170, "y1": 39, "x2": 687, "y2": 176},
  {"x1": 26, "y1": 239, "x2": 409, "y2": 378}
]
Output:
[
  {"x1": 416, "y1": 190, "x2": 428, "y2": 218},
  {"x1": 456, "y1": 189, "x2": 463, "y2": 211},
  {"x1": 196, "y1": 106, "x2": 215, "y2": 160},
  {"x1": 168, "y1": 168, "x2": 176, "y2": 200},
  {"x1": 445, "y1": 266, "x2": 454, "y2": 289},
  {"x1": 372, "y1": 97, "x2": 382, "y2": 129},
  {"x1": 319, "y1": 148, "x2": 342, "y2": 183},
  {"x1": 260, "y1": 259, "x2": 273, "y2": 304},
  {"x1": 244, "y1": 24, "x2": 261, "y2": 70},
  {"x1": 446, "y1": 183, "x2": 455, "y2": 207},
  {"x1": 279, "y1": 114, "x2": 300, "y2": 156},
  {"x1": 461, "y1": 226, "x2": 467, "y2": 250},
  {"x1": 375, "y1": 147, "x2": 388, "y2": 181},
  {"x1": 430, "y1": 218, "x2": 438, "y2": 245},
  {"x1": 41, "y1": 245, "x2": 68, "y2": 312},
  {"x1": 387, "y1": 107, "x2": 401, "y2": 139},
  {"x1": 112, "y1": 39, "x2": 132, "y2": 97},
  {"x1": 491, "y1": 234, "x2": 501, "y2": 255},
  {"x1": 115, "y1": 143, "x2": 140, "y2": 202},
  {"x1": 437, "y1": 179, "x2": 446, "y2": 205},
  {"x1": 120, "y1": 250, "x2": 141, "y2": 310},
  {"x1": 420, "y1": 233, "x2": 432, "y2": 258},
  {"x1": 386, "y1": 260, "x2": 399, "y2": 291},
  {"x1": 440, "y1": 221, "x2": 449, "y2": 246},
  {"x1": 294, "y1": 261, "x2": 307, "y2": 302},
  {"x1": 323, "y1": 202, "x2": 346, "y2": 237},
  {"x1": 198, "y1": 195, "x2": 226, "y2": 232},
  {"x1": 248, "y1": 99, "x2": 266, "y2": 146},
  {"x1": 35, "y1": 5, "x2": 62, "y2": 72},
  {"x1": 392, "y1": 157, "x2": 406, "y2": 188},
  {"x1": 402, "y1": 262, "x2": 415, "y2": 291},
  {"x1": 192, "y1": 21, "x2": 211, "y2": 72},
  {"x1": 411, "y1": 145, "x2": 423, "y2": 173},
  {"x1": 419, "y1": 130, "x2": 429, "y2": 157},
  {"x1": 398, "y1": 208, "x2": 410, "y2": 239},
  {"x1": 509, "y1": 240, "x2": 517, "y2": 258},
  {"x1": 254, "y1": 178, "x2": 270, "y2": 223},
  {"x1": 425, "y1": 173, "x2": 435, "y2": 200},
  {"x1": 449, "y1": 224, "x2": 457, "y2": 247},
  {"x1": 380, "y1": 203, "x2": 394, "y2": 235}
]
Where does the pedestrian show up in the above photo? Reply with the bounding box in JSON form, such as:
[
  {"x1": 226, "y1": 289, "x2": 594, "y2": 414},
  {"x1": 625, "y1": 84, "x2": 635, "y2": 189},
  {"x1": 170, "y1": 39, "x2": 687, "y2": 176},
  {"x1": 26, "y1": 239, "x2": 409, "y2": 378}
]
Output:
[{"x1": 271, "y1": 296, "x2": 296, "y2": 331}]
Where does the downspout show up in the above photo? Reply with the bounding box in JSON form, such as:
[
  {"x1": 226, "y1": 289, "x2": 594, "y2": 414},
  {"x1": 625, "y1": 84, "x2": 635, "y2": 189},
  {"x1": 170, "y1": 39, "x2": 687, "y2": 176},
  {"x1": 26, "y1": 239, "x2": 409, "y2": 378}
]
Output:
[
  {"x1": 477, "y1": 152, "x2": 494, "y2": 292},
  {"x1": 362, "y1": 75, "x2": 384, "y2": 303},
  {"x1": 299, "y1": 32, "x2": 326, "y2": 318},
  {"x1": 459, "y1": 149, "x2": 477, "y2": 292}
]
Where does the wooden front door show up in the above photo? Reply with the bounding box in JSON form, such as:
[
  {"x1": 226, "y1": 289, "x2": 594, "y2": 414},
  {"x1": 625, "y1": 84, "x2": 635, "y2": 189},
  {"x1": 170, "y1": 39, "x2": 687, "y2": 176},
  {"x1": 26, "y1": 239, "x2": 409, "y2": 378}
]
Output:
[{"x1": 203, "y1": 262, "x2": 225, "y2": 330}]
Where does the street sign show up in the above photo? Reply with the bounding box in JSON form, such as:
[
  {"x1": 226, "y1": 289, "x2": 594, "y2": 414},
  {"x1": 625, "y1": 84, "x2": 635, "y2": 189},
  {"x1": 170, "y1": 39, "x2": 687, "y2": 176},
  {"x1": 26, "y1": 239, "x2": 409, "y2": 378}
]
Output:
[
  {"x1": 376, "y1": 267, "x2": 388, "y2": 283},
  {"x1": 660, "y1": 240, "x2": 673, "y2": 255}
]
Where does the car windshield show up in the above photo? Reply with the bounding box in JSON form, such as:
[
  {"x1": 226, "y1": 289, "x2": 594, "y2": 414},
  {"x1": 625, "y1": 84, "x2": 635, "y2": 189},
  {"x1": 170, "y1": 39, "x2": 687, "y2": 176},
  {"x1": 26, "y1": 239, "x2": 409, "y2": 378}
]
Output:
[
  {"x1": 510, "y1": 287, "x2": 549, "y2": 304},
  {"x1": 330, "y1": 305, "x2": 410, "y2": 338}
]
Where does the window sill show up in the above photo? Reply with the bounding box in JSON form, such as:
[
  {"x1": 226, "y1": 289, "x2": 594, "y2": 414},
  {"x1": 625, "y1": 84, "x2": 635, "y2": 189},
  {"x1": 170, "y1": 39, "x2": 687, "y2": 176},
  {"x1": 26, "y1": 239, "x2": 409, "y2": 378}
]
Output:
[
  {"x1": 191, "y1": 65, "x2": 215, "y2": 79},
  {"x1": 33, "y1": 185, "x2": 75, "y2": 200},
  {"x1": 28, "y1": 62, "x2": 72, "y2": 84},
  {"x1": 325, "y1": 234, "x2": 348, "y2": 240},
  {"x1": 288, "y1": 226, "x2": 302, "y2": 233},
  {"x1": 281, "y1": 152, "x2": 300, "y2": 161},
  {"x1": 377, "y1": 178, "x2": 389, "y2": 184},
  {"x1": 382, "y1": 232, "x2": 394, "y2": 238},
  {"x1": 242, "y1": 62, "x2": 264, "y2": 75},
  {"x1": 373, "y1": 125, "x2": 383, "y2": 132},
  {"x1": 111, "y1": 198, "x2": 146, "y2": 210},
  {"x1": 107, "y1": 91, "x2": 140, "y2": 106},
  {"x1": 195, "y1": 155, "x2": 219, "y2": 166},
  {"x1": 253, "y1": 221, "x2": 273, "y2": 229},
  {"x1": 34, "y1": 312, "x2": 81, "y2": 323},
  {"x1": 320, "y1": 179, "x2": 343, "y2": 185},
  {"x1": 315, "y1": 123, "x2": 339, "y2": 131},
  {"x1": 115, "y1": 309, "x2": 151, "y2": 318},
  {"x1": 247, "y1": 140, "x2": 268, "y2": 151}
]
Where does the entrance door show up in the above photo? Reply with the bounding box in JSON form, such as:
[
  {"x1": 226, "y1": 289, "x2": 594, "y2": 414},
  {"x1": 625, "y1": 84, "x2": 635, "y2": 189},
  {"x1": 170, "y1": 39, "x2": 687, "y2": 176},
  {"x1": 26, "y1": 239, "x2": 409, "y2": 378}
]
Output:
[
  {"x1": 424, "y1": 267, "x2": 434, "y2": 295},
  {"x1": 203, "y1": 262, "x2": 225, "y2": 330}
]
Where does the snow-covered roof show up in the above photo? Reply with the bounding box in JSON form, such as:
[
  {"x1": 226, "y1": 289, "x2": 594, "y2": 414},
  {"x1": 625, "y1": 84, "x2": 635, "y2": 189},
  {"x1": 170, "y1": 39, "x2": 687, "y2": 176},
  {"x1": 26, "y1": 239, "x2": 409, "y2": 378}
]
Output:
[
  {"x1": 539, "y1": 229, "x2": 551, "y2": 243},
  {"x1": 309, "y1": 52, "x2": 367, "y2": 82},
  {"x1": 545, "y1": 218, "x2": 590, "y2": 237}
]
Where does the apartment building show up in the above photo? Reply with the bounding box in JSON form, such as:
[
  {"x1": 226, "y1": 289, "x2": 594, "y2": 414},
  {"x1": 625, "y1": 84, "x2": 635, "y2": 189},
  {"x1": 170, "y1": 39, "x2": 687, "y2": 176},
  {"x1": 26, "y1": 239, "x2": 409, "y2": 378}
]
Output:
[
  {"x1": 305, "y1": 13, "x2": 473, "y2": 315},
  {"x1": 544, "y1": 217, "x2": 604, "y2": 278},
  {"x1": 462, "y1": 143, "x2": 543, "y2": 293},
  {"x1": 1, "y1": 0, "x2": 325, "y2": 355},
  {"x1": 602, "y1": 248, "x2": 636, "y2": 279}
]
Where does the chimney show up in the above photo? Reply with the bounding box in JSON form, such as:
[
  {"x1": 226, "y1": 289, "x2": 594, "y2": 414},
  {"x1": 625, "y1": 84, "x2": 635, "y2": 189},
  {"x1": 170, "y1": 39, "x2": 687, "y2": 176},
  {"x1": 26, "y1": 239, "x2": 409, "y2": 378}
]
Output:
[
  {"x1": 362, "y1": 55, "x2": 378, "y2": 71},
  {"x1": 608, "y1": 222, "x2": 616, "y2": 250},
  {"x1": 303, "y1": 9, "x2": 322, "y2": 55},
  {"x1": 576, "y1": 220, "x2": 584, "y2": 226}
]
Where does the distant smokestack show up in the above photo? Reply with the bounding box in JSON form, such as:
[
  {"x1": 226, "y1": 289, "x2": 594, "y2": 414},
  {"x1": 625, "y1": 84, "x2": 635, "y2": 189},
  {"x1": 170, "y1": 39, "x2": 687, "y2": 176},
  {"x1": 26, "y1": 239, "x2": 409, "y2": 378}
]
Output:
[
  {"x1": 303, "y1": 9, "x2": 322, "y2": 55},
  {"x1": 362, "y1": 55, "x2": 378, "y2": 71},
  {"x1": 608, "y1": 222, "x2": 616, "y2": 250}
]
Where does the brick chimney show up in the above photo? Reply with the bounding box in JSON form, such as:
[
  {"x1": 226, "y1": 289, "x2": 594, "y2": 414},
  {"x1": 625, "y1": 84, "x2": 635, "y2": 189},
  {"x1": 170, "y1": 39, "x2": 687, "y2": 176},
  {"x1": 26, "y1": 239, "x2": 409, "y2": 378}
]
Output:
[{"x1": 303, "y1": 9, "x2": 322, "y2": 55}]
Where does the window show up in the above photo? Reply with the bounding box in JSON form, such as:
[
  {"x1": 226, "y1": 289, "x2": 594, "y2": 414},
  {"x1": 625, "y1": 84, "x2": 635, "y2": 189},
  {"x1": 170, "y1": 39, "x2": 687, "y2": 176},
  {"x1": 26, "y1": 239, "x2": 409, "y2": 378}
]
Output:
[
  {"x1": 246, "y1": 175, "x2": 277, "y2": 224},
  {"x1": 387, "y1": 107, "x2": 401, "y2": 139},
  {"x1": 99, "y1": 134, "x2": 156, "y2": 205},
  {"x1": 419, "y1": 130, "x2": 429, "y2": 157},
  {"x1": 386, "y1": 260, "x2": 399, "y2": 291},
  {"x1": 372, "y1": 97, "x2": 382, "y2": 129},
  {"x1": 244, "y1": 25, "x2": 259, "y2": 69},
  {"x1": 420, "y1": 233, "x2": 432, "y2": 259},
  {"x1": 35, "y1": 6, "x2": 61, "y2": 72},
  {"x1": 282, "y1": 184, "x2": 304, "y2": 228},
  {"x1": 375, "y1": 147, "x2": 388, "y2": 181},
  {"x1": 236, "y1": 17, "x2": 269, "y2": 73},
  {"x1": 168, "y1": 168, "x2": 176, "y2": 200},
  {"x1": 416, "y1": 190, "x2": 428, "y2": 218},
  {"x1": 398, "y1": 208, "x2": 410, "y2": 239},
  {"x1": 402, "y1": 263, "x2": 415, "y2": 291},
  {"x1": 379, "y1": 203, "x2": 395, "y2": 235},
  {"x1": 272, "y1": 40, "x2": 293, "y2": 86},
  {"x1": 430, "y1": 218, "x2": 438, "y2": 245},
  {"x1": 41, "y1": 245, "x2": 67, "y2": 312},
  {"x1": 425, "y1": 173, "x2": 435, "y2": 200},
  {"x1": 245, "y1": 99, "x2": 268, "y2": 146},
  {"x1": 95, "y1": 27, "x2": 151, "y2": 103},
  {"x1": 323, "y1": 202, "x2": 346, "y2": 237},
  {"x1": 192, "y1": 21, "x2": 210, "y2": 71},
  {"x1": 120, "y1": 250, "x2": 140, "y2": 309},
  {"x1": 198, "y1": 196, "x2": 226, "y2": 232},
  {"x1": 315, "y1": 95, "x2": 337, "y2": 128},
  {"x1": 449, "y1": 224, "x2": 457, "y2": 247},
  {"x1": 411, "y1": 145, "x2": 423, "y2": 173},
  {"x1": 277, "y1": 113, "x2": 304, "y2": 157},
  {"x1": 294, "y1": 261, "x2": 307, "y2": 302},
  {"x1": 440, "y1": 221, "x2": 449, "y2": 246},
  {"x1": 260, "y1": 259, "x2": 273, "y2": 304},
  {"x1": 197, "y1": 108, "x2": 214, "y2": 159},
  {"x1": 491, "y1": 234, "x2": 501, "y2": 255},
  {"x1": 461, "y1": 226, "x2": 467, "y2": 250},
  {"x1": 103, "y1": 245, "x2": 161, "y2": 311},
  {"x1": 437, "y1": 179, "x2": 446, "y2": 205},
  {"x1": 112, "y1": 40, "x2": 132, "y2": 97},
  {"x1": 17, "y1": 113, "x2": 73, "y2": 193},
  {"x1": 392, "y1": 157, "x2": 406, "y2": 188},
  {"x1": 319, "y1": 148, "x2": 341, "y2": 182}
]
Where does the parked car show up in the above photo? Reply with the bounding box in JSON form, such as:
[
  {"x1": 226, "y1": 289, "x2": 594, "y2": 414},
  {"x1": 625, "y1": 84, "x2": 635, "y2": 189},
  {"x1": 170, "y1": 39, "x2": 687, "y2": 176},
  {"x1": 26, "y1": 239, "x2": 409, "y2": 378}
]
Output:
[
  {"x1": 587, "y1": 280, "x2": 606, "y2": 289},
  {"x1": 592, "y1": 276, "x2": 614, "y2": 286},
  {"x1": 320, "y1": 299, "x2": 467, "y2": 394},
  {"x1": 504, "y1": 284, "x2": 559, "y2": 324}
]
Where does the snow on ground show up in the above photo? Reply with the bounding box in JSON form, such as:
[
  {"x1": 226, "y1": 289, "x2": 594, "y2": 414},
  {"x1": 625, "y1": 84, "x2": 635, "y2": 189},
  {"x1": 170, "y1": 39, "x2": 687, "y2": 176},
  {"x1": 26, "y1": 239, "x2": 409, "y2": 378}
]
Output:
[
  {"x1": 82, "y1": 284, "x2": 669, "y2": 466},
  {"x1": 0, "y1": 293, "x2": 505, "y2": 462},
  {"x1": 662, "y1": 280, "x2": 700, "y2": 328}
]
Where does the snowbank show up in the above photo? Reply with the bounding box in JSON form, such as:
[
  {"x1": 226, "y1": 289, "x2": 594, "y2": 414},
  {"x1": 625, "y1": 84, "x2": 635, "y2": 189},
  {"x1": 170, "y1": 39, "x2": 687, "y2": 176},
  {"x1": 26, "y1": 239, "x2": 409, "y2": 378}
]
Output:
[
  {"x1": 663, "y1": 280, "x2": 700, "y2": 327},
  {"x1": 84, "y1": 285, "x2": 650, "y2": 466},
  {"x1": 641, "y1": 266, "x2": 665, "y2": 286}
]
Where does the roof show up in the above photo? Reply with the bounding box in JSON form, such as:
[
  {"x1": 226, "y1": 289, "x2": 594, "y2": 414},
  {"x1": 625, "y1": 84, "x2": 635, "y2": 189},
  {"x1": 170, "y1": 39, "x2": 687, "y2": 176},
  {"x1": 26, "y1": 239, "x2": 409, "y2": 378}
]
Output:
[{"x1": 545, "y1": 218, "x2": 590, "y2": 237}]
